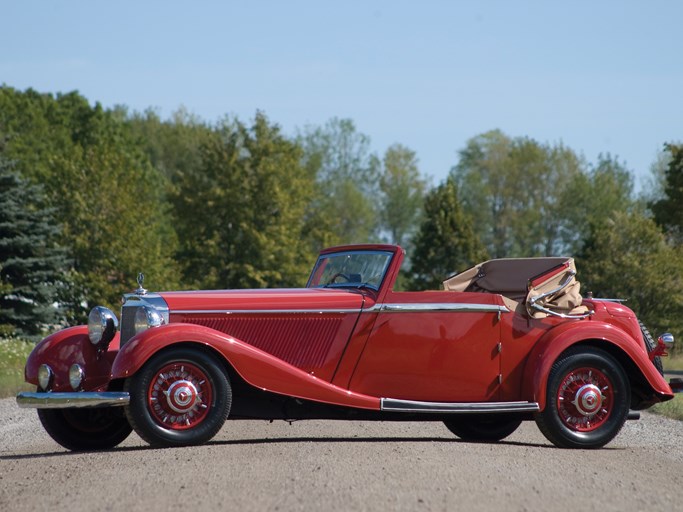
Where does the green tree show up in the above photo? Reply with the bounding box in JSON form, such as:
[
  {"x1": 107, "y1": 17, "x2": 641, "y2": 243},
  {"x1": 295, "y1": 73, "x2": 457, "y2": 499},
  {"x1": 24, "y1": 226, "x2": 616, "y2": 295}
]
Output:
[
  {"x1": 452, "y1": 131, "x2": 637, "y2": 258},
  {"x1": 172, "y1": 113, "x2": 313, "y2": 289},
  {"x1": 298, "y1": 118, "x2": 380, "y2": 247},
  {"x1": 0, "y1": 87, "x2": 180, "y2": 320},
  {"x1": 378, "y1": 144, "x2": 427, "y2": 247},
  {"x1": 452, "y1": 130, "x2": 584, "y2": 257},
  {"x1": 410, "y1": 178, "x2": 488, "y2": 290},
  {"x1": 123, "y1": 106, "x2": 211, "y2": 182},
  {"x1": 0, "y1": 155, "x2": 69, "y2": 336},
  {"x1": 558, "y1": 154, "x2": 635, "y2": 254},
  {"x1": 651, "y1": 144, "x2": 683, "y2": 243},
  {"x1": 577, "y1": 210, "x2": 683, "y2": 338}
]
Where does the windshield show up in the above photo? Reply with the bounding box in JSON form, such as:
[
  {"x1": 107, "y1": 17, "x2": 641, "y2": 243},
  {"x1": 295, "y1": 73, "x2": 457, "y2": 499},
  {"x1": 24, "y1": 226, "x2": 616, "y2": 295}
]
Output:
[{"x1": 306, "y1": 250, "x2": 393, "y2": 291}]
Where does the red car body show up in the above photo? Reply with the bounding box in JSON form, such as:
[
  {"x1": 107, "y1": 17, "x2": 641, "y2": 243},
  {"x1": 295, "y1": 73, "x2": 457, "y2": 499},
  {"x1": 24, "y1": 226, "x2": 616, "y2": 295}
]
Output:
[{"x1": 17, "y1": 244, "x2": 677, "y2": 450}]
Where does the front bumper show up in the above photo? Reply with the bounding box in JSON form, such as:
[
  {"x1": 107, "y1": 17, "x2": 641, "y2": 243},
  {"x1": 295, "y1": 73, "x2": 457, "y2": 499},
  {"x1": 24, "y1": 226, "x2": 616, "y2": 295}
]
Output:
[{"x1": 16, "y1": 392, "x2": 130, "y2": 409}]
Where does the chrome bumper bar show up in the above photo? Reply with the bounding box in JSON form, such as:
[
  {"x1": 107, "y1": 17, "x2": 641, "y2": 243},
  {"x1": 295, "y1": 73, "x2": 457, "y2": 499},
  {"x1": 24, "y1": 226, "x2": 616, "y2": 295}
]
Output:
[{"x1": 16, "y1": 391, "x2": 130, "y2": 409}]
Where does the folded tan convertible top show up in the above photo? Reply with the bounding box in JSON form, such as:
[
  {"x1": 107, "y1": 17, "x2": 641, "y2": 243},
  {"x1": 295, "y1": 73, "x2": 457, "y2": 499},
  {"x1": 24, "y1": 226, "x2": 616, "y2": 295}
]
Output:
[{"x1": 442, "y1": 257, "x2": 587, "y2": 318}]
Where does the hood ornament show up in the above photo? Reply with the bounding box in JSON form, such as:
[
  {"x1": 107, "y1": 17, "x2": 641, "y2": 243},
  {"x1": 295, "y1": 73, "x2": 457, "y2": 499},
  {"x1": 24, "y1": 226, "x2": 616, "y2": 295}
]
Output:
[{"x1": 135, "y1": 273, "x2": 147, "y2": 295}]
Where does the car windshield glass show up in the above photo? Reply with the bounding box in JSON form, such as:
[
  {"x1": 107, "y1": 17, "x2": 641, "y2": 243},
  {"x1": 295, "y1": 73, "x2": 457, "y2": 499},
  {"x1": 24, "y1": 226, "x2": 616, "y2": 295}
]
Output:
[{"x1": 307, "y1": 250, "x2": 393, "y2": 291}]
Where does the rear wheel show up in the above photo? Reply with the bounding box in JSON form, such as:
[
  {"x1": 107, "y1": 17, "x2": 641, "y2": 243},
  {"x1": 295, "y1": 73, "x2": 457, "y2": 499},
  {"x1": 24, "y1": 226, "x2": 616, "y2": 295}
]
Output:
[
  {"x1": 535, "y1": 347, "x2": 629, "y2": 449},
  {"x1": 37, "y1": 405, "x2": 132, "y2": 451},
  {"x1": 444, "y1": 415, "x2": 522, "y2": 442},
  {"x1": 124, "y1": 347, "x2": 231, "y2": 448}
]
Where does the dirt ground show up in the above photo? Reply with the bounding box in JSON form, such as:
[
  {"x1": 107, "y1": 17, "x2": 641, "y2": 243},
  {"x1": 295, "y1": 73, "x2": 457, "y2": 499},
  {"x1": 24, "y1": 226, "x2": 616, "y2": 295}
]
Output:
[{"x1": 1, "y1": 398, "x2": 682, "y2": 512}]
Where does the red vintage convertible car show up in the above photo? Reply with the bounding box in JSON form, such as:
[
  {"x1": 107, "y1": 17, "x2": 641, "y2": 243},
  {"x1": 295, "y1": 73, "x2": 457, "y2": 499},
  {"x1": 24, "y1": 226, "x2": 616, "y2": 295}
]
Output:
[{"x1": 17, "y1": 244, "x2": 678, "y2": 450}]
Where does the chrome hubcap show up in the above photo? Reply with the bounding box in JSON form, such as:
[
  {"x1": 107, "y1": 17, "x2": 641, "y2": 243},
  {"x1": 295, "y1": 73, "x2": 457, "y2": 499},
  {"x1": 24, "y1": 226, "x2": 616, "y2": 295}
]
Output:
[
  {"x1": 165, "y1": 380, "x2": 200, "y2": 413},
  {"x1": 572, "y1": 383, "x2": 603, "y2": 416}
]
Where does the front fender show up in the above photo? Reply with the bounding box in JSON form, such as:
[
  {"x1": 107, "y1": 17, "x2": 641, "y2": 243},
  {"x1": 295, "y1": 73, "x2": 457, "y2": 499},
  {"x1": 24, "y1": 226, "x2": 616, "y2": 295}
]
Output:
[
  {"x1": 521, "y1": 321, "x2": 673, "y2": 410},
  {"x1": 111, "y1": 323, "x2": 380, "y2": 411},
  {"x1": 25, "y1": 326, "x2": 119, "y2": 392}
]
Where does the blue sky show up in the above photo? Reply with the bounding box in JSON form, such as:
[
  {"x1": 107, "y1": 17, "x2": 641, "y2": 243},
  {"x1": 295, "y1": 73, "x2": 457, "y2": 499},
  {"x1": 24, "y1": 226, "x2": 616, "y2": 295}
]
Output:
[{"x1": 2, "y1": 1, "x2": 681, "y2": 188}]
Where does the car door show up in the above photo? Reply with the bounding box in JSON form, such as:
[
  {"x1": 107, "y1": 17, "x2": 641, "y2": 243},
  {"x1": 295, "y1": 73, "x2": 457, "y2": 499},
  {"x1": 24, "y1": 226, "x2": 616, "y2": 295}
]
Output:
[{"x1": 348, "y1": 290, "x2": 506, "y2": 402}]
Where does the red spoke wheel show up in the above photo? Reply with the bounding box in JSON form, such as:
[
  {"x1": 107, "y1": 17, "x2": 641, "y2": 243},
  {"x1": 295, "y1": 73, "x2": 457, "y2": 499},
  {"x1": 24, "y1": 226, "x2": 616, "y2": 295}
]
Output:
[
  {"x1": 536, "y1": 347, "x2": 629, "y2": 449},
  {"x1": 125, "y1": 347, "x2": 231, "y2": 448},
  {"x1": 556, "y1": 367, "x2": 611, "y2": 432},
  {"x1": 148, "y1": 362, "x2": 213, "y2": 430}
]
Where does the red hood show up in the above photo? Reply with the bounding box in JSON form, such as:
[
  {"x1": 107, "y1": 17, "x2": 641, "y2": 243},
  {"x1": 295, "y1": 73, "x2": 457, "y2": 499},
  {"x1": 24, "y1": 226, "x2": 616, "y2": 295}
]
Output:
[{"x1": 159, "y1": 288, "x2": 366, "y2": 312}]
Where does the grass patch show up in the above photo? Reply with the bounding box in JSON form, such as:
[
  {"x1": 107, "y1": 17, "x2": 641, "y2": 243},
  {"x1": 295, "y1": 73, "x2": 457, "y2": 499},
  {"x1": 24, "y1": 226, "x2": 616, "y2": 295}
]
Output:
[
  {"x1": 651, "y1": 395, "x2": 683, "y2": 421},
  {"x1": 663, "y1": 353, "x2": 683, "y2": 372},
  {"x1": 0, "y1": 338, "x2": 35, "y2": 398},
  {"x1": 651, "y1": 354, "x2": 683, "y2": 420}
]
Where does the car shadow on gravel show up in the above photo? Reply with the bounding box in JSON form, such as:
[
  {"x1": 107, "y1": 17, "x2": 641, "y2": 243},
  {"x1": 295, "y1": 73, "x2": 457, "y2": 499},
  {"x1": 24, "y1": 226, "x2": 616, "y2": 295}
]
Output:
[
  {"x1": 203, "y1": 436, "x2": 555, "y2": 449},
  {"x1": 0, "y1": 436, "x2": 564, "y2": 460}
]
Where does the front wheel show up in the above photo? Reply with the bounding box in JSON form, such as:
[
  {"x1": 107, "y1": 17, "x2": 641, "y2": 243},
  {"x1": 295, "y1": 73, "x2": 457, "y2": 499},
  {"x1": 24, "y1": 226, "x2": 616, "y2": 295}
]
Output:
[
  {"x1": 444, "y1": 415, "x2": 522, "y2": 442},
  {"x1": 37, "y1": 406, "x2": 132, "y2": 451},
  {"x1": 535, "y1": 347, "x2": 630, "y2": 449},
  {"x1": 124, "y1": 347, "x2": 231, "y2": 448}
]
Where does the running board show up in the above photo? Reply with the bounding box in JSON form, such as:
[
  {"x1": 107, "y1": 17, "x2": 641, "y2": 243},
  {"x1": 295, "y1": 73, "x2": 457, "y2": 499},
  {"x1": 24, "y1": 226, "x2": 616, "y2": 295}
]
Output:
[{"x1": 380, "y1": 398, "x2": 540, "y2": 414}]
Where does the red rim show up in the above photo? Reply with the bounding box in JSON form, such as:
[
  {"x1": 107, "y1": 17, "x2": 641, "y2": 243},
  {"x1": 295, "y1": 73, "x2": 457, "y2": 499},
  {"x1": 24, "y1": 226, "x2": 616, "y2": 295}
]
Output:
[
  {"x1": 147, "y1": 362, "x2": 213, "y2": 430},
  {"x1": 556, "y1": 367, "x2": 612, "y2": 432}
]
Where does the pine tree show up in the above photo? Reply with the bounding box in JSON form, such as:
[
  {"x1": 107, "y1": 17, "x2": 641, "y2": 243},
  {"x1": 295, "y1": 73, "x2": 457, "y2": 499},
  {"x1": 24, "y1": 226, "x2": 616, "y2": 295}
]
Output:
[
  {"x1": 0, "y1": 157, "x2": 69, "y2": 336},
  {"x1": 651, "y1": 143, "x2": 683, "y2": 244},
  {"x1": 410, "y1": 178, "x2": 488, "y2": 290}
]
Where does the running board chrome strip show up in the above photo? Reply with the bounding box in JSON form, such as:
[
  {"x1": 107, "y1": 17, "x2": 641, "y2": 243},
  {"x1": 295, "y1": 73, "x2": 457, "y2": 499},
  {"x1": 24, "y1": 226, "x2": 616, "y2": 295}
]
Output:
[{"x1": 380, "y1": 398, "x2": 540, "y2": 414}]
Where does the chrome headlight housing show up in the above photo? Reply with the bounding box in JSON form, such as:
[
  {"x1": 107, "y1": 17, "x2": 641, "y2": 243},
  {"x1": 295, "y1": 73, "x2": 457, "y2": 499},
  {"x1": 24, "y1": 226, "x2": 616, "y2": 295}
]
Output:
[
  {"x1": 134, "y1": 306, "x2": 165, "y2": 335},
  {"x1": 88, "y1": 306, "x2": 119, "y2": 346}
]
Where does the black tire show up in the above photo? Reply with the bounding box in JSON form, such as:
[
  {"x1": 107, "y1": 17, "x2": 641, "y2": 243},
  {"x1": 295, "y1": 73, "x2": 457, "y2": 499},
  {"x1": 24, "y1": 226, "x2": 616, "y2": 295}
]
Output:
[
  {"x1": 37, "y1": 406, "x2": 132, "y2": 451},
  {"x1": 124, "y1": 347, "x2": 231, "y2": 448},
  {"x1": 639, "y1": 321, "x2": 664, "y2": 376},
  {"x1": 444, "y1": 415, "x2": 522, "y2": 442},
  {"x1": 535, "y1": 347, "x2": 630, "y2": 449}
]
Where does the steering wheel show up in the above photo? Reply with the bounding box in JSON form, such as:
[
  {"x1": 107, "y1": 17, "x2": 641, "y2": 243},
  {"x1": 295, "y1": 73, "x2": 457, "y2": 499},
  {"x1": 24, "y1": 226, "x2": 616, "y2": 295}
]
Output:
[{"x1": 329, "y1": 272, "x2": 351, "y2": 284}]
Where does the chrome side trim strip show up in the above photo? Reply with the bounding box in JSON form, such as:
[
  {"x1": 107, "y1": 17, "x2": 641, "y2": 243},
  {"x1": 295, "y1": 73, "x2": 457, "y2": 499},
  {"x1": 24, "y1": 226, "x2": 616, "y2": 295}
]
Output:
[
  {"x1": 172, "y1": 303, "x2": 509, "y2": 316},
  {"x1": 16, "y1": 392, "x2": 130, "y2": 409},
  {"x1": 380, "y1": 398, "x2": 540, "y2": 414},
  {"x1": 172, "y1": 308, "x2": 364, "y2": 315},
  {"x1": 378, "y1": 303, "x2": 510, "y2": 314}
]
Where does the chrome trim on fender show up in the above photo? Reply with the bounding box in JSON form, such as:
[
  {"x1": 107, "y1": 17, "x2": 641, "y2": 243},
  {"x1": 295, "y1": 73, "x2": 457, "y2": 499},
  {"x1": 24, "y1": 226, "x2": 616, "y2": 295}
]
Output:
[
  {"x1": 172, "y1": 303, "x2": 510, "y2": 316},
  {"x1": 377, "y1": 303, "x2": 510, "y2": 314},
  {"x1": 172, "y1": 308, "x2": 364, "y2": 315},
  {"x1": 16, "y1": 392, "x2": 130, "y2": 409},
  {"x1": 380, "y1": 398, "x2": 540, "y2": 414}
]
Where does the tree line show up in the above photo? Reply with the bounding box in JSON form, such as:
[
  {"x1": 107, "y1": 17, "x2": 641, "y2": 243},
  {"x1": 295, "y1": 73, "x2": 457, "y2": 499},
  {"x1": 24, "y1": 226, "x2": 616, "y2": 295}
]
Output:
[{"x1": 0, "y1": 86, "x2": 681, "y2": 346}]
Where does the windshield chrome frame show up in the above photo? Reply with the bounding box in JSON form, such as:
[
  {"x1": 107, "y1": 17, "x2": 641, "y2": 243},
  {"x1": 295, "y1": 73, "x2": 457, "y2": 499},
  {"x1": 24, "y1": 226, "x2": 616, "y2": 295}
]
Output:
[{"x1": 306, "y1": 250, "x2": 394, "y2": 291}]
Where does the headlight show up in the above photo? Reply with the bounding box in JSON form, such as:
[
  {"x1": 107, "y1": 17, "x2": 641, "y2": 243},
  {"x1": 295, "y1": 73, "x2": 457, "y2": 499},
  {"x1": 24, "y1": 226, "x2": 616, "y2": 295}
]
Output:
[
  {"x1": 38, "y1": 364, "x2": 53, "y2": 390},
  {"x1": 658, "y1": 333, "x2": 675, "y2": 347},
  {"x1": 69, "y1": 364, "x2": 85, "y2": 390},
  {"x1": 134, "y1": 306, "x2": 165, "y2": 335},
  {"x1": 88, "y1": 306, "x2": 119, "y2": 346}
]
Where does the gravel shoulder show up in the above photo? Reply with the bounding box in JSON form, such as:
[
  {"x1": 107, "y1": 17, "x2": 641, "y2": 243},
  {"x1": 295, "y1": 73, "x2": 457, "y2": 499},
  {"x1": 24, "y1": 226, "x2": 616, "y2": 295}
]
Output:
[{"x1": 1, "y1": 397, "x2": 682, "y2": 512}]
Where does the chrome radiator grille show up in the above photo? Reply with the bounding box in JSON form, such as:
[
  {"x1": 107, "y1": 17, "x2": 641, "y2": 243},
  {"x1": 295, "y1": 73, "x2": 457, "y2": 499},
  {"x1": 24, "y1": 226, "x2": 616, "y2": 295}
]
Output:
[{"x1": 119, "y1": 293, "x2": 170, "y2": 347}]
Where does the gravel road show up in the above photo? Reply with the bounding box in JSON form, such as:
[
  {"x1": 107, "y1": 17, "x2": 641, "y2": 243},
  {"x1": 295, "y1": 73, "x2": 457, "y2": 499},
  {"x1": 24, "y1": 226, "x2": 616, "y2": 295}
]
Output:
[{"x1": 1, "y1": 398, "x2": 682, "y2": 512}]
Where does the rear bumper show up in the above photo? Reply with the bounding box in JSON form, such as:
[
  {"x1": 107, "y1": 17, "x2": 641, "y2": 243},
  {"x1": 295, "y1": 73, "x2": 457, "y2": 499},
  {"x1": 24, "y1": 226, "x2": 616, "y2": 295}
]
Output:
[{"x1": 16, "y1": 391, "x2": 130, "y2": 409}]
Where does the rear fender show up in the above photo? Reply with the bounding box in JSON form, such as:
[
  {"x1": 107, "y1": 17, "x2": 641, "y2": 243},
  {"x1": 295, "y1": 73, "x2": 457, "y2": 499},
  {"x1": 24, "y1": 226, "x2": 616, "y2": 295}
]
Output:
[
  {"x1": 111, "y1": 323, "x2": 380, "y2": 410},
  {"x1": 521, "y1": 321, "x2": 673, "y2": 410}
]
